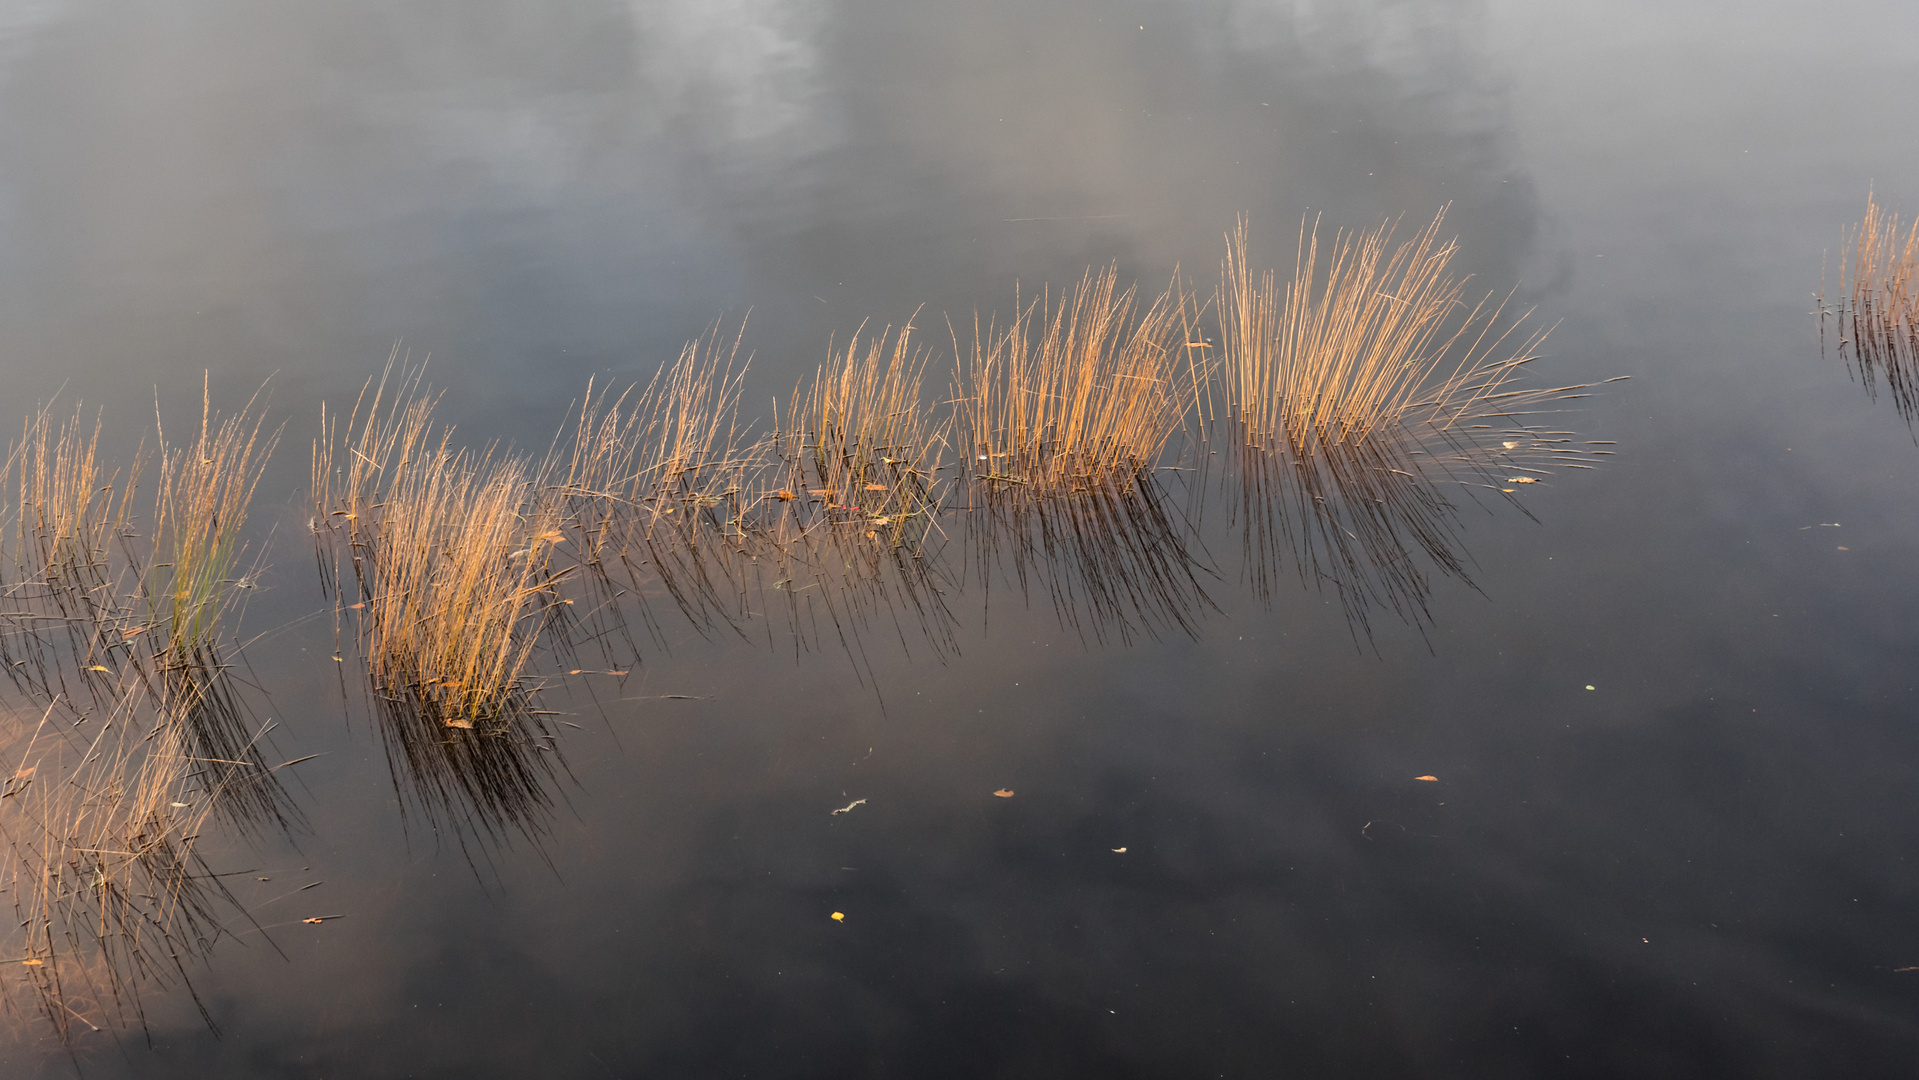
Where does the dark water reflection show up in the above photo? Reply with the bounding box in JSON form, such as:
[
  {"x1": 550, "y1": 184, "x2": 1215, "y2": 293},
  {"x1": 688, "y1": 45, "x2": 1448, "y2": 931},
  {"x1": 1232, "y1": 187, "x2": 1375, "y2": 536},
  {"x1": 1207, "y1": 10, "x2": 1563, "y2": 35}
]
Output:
[{"x1": 4, "y1": 0, "x2": 1919, "y2": 1076}]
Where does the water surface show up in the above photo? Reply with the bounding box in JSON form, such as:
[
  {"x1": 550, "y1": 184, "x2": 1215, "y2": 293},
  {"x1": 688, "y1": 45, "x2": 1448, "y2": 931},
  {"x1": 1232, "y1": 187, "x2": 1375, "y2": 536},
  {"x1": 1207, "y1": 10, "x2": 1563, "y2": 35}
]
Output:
[{"x1": 2, "y1": 0, "x2": 1918, "y2": 1076}]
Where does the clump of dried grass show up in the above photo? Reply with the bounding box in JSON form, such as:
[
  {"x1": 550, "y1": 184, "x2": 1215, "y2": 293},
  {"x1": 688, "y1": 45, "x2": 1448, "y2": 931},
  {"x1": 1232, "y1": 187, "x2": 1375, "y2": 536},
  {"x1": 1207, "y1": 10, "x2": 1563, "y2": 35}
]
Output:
[
  {"x1": 315, "y1": 365, "x2": 570, "y2": 839},
  {"x1": 557, "y1": 327, "x2": 766, "y2": 640},
  {"x1": 957, "y1": 268, "x2": 1202, "y2": 497},
  {"x1": 777, "y1": 319, "x2": 948, "y2": 549},
  {"x1": 754, "y1": 321, "x2": 959, "y2": 663},
  {"x1": 1823, "y1": 188, "x2": 1919, "y2": 424},
  {"x1": 146, "y1": 381, "x2": 277, "y2": 659},
  {"x1": 1221, "y1": 209, "x2": 1561, "y2": 452},
  {"x1": 0, "y1": 406, "x2": 143, "y2": 713},
  {"x1": 1221, "y1": 211, "x2": 1613, "y2": 632}
]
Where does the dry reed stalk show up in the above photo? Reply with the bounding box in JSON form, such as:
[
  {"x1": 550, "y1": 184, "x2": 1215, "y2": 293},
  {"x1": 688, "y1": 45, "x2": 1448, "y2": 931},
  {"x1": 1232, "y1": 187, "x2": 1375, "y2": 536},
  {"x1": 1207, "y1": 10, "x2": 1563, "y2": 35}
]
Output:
[
  {"x1": 958, "y1": 268, "x2": 1200, "y2": 497},
  {"x1": 1824, "y1": 188, "x2": 1919, "y2": 423},
  {"x1": 316, "y1": 365, "x2": 570, "y2": 838}
]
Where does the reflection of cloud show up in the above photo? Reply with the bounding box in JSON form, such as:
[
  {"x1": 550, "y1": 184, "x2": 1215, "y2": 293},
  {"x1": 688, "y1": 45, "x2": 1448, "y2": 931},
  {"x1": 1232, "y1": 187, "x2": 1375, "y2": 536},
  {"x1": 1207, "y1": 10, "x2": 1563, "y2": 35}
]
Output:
[
  {"x1": 0, "y1": 0, "x2": 68, "y2": 77},
  {"x1": 628, "y1": 0, "x2": 831, "y2": 154}
]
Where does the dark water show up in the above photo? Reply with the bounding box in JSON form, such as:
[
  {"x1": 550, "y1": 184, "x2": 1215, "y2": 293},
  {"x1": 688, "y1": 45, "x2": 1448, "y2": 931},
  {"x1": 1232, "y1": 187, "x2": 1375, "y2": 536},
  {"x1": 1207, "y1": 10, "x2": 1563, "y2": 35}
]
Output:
[{"x1": 3, "y1": 0, "x2": 1919, "y2": 1076}]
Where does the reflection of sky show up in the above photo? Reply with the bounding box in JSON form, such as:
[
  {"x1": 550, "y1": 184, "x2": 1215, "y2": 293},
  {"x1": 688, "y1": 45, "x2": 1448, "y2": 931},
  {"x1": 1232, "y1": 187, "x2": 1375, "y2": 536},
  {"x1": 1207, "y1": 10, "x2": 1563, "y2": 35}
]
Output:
[{"x1": 0, "y1": 0, "x2": 1534, "y2": 449}]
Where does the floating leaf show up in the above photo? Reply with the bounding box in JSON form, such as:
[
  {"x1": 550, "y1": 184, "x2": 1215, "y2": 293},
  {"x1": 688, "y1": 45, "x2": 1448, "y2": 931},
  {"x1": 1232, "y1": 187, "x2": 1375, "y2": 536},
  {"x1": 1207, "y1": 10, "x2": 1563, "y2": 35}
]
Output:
[
  {"x1": 830, "y1": 912, "x2": 845, "y2": 922},
  {"x1": 1111, "y1": 847, "x2": 1127, "y2": 853},
  {"x1": 1506, "y1": 476, "x2": 1539, "y2": 484},
  {"x1": 775, "y1": 489, "x2": 797, "y2": 501},
  {"x1": 443, "y1": 717, "x2": 475, "y2": 730},
  {"x1": 21, "y1": 958, "x2": 42, "y2": 966},
  {"x1": 864, "y1": 484, "x2": 886, "y2": 491},
  {"x1": 993, "y1": 789, "x2": 1015, "y2": 798},
  {"x1": 302, "y1": 918, "x2": 325, "y2": 925},
  {"x1": 87, "y1": 665, "x2": 110, "y2": 673},
  {"x1": 1414, "y1": 775, "x2": 1439, "y2": 782}
]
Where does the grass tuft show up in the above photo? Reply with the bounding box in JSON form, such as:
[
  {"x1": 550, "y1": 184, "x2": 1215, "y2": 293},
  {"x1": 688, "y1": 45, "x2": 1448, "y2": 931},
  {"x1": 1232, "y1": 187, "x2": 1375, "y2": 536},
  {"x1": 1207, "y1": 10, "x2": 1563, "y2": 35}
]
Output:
[
  {"x1": 957, "y1": 268, "x2": 1201, "y2": 498},
  {"x1": 1823, "y1": 187, "x2": 1919, "y2": 425}
]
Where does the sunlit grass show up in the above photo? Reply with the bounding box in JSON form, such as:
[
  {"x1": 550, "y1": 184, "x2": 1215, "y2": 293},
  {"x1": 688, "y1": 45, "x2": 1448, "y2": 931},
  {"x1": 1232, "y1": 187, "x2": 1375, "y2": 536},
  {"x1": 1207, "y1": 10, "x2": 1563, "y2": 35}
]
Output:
[
  {"x1": 146, "y1": 380, "x2": 277, "y2": 659},
  {"x1": 1823, "y1": 187, "x2": 1919, "y2": 424},
  {"x1": 559, "y1": 326, "x2": 766, "y2": 639},
  {"x1": 958, "y1": 267, "x2": 1202, "y2": 498},
  {"x1": 1221, "y1": 210, "x2": 1615, "y2": 633},
  {"x1": 778, "y1": 318, "x2": 949, "y2": 549},
  {"x1": 316, "y1": 363, "x2": 572, "y2": 837}
]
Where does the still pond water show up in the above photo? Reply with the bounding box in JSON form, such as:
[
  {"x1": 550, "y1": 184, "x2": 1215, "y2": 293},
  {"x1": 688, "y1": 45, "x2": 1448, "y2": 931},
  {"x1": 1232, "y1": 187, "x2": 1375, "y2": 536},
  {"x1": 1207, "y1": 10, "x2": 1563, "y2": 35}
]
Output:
[{"x1": 1, "y1": 0, "x2": 1918, "y2": 1076}]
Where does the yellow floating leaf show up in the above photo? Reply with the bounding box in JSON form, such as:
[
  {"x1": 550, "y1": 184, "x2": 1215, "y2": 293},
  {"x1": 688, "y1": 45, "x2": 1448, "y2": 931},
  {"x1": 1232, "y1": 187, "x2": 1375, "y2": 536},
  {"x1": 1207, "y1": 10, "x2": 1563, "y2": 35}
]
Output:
[
  {"x1": 1414, "y1": 775, "x2": 1439, "y2": 782},
  {"x1": 830, "y1": 911, "x2": 845, "y2": 922},
  {"x1": 993, "y1": 789, "x2": 1015, "y2": 798},
  {"x1": 302, "y1": 917, "x2": 325, "y2": 925},
  {"x1": 87, "y1": 665, "x2": 110, "y2": 673},
  {"x1": 775, "y1": 489, "x2": 797, "y2": 501},
  {"x1": 1506, "y1": 477, "x2": 1539, "y2": 484},
  {"x1": 21, "y1": 958, "x2": 42, "y2": 966}
]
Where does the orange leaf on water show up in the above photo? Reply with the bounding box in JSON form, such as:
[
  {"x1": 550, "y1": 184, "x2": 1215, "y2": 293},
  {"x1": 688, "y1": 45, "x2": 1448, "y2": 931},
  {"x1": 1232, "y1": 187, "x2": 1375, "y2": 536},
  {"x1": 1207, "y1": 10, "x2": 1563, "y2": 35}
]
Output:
[
  {"x1": 21, "y1": 959, "x2": 42, "y2": 966},
  {"x1": 993, "y1": 789, "x2": 1015, "y2": 798},
  {"x1": 1414, "y1": 775, "x2": 1439, "y2": 782}
]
